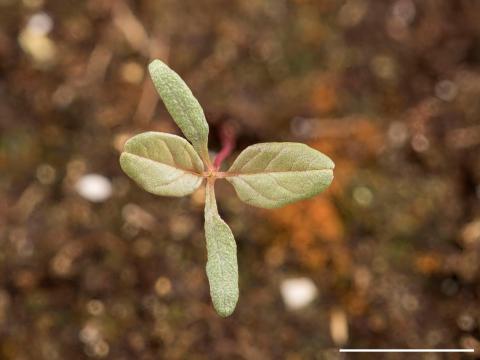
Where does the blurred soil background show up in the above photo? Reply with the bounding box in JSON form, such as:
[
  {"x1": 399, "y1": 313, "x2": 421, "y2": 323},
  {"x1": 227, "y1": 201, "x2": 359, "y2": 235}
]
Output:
[{"x1": 1, "y1": 0, "x2": 480, "y2": 359}]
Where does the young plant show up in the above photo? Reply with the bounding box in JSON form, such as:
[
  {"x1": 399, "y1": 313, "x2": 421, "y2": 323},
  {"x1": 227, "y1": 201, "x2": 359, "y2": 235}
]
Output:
[{"x1": 119, "y1": 60, "x2": 335, "y2": 317}]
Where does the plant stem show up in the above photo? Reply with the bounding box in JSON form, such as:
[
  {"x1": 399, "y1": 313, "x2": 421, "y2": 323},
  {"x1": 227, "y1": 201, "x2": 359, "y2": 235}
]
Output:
[{"x1": 213, "y1": 123, "x2": 236, "y2": 170}]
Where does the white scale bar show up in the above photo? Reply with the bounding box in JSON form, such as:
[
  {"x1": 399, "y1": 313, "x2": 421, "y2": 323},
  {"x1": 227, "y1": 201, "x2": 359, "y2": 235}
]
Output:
[{"x1": 340, "y1": 349, "x2": 474, "y2": 353}]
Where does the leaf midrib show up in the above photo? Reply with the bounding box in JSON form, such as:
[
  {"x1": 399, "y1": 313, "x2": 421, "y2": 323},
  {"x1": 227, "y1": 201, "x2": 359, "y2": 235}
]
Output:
[
  {"x1": 124, "y1": 152, "x2": 203, "y2": 177},
  {"x1": 223, "y1": 168, "x2": 333, "y2": 178}
]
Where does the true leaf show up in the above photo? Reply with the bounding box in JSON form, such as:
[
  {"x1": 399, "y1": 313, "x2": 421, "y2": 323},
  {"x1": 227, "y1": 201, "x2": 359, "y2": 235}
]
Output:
[
  {"x1": 226, "y1": 142, "x2": 334, "y2": 208},
  {"x1": 148, "y1": 60, "x2": 210, "y2": 161},
  {"x1": 204, "y1": 182, "x2": 239, "y2": 317},
  {"x1": 120, "y1": 132, "x2": 204, "y2": 197}
]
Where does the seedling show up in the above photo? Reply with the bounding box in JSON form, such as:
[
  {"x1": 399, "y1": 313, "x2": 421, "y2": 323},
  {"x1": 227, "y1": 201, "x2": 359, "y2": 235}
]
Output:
[{"x1": 120, "y1": 60, "x2": 335, "y2": 317}]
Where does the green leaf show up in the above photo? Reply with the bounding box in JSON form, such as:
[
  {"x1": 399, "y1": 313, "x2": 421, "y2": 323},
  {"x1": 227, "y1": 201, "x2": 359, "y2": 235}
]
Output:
[
  {"x1": 204, "y1": 182, "x2": 239, "y2": 317},
  {"x1": 148, "y1": 59, "x2": 210, "y2": 162},
  {"x1": 120, "y1": 132, "x2": 204, "y2": 197},
  {"x1": 226, "y1": 142, "x2": 334, "y2": 208}
]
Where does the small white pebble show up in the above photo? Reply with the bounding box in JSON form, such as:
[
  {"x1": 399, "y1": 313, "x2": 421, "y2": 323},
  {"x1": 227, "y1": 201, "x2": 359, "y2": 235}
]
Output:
[
  {"x1": 392, "y1": 0, "x2": 416, "y2": 26},
  {"x1": 280, "y1": 277, "x2": 318, "y2": 310},
  {"x1": 434, "y1": 80, "x2": 458, "y2": 102},
  {"x1": 79, "y1": 323, "x2": 101, "y2": 344},
  {"x1": 27, "y1": 12, "x2": 53, "y2": 36},
  {"x1": 290, "y1": 116, "x2": 314, "y2": 138},
  {"x1": 387, "y1": 121, "x2": 408, "y2": 147},
  {"x1": 353, "y1": 186, "x2": 373, "y2": 207},
  {"x1": 411, "y1": 134, "x2": 430, "y2": 152},
  {"x1": 75, "y1": 174, "x2": 112, "y2": 202}
]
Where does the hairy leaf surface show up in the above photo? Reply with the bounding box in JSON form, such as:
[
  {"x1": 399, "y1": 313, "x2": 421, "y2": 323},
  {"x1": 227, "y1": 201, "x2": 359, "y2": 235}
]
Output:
[
  {"x1": 120, "y1": 132, "x2": 204, "y2": 196},
  {"x1": 148, "y1": 60, "x2": 210, "y2": 161},
  {"x1": 226, "y1": 142, "x2": 334, "y2": 208},
  {"x1": 204, "y1": 182, "x2": 239, "y2": 317}
]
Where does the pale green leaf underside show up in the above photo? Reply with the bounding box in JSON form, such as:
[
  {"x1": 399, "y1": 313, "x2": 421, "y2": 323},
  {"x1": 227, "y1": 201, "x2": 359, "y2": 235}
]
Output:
[
  {"x1": 120, "y1": 132, "x2": 204, "y2": 197},
  {"x1": 148, "y1": 59, "x2": 210, "y2": 160},
  {"x1": 226, "y1": 142, "x2": 334, "y2": 208},
  {"x1": 204, "y1": 183, "x2": 239, "y2": 317}
]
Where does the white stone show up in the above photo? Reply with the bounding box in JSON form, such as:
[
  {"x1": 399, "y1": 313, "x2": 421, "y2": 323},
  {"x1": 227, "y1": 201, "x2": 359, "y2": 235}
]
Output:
[
  {"x1": 434, "y1": 80, "x2": 458, "y2": 101},
  {"x1": 75, "y1": 174, "x2": 112, "y2": 202},
  {"x1": 27, "y1": 12, "x2": 53, "y2": 36},
  {"x1": 280, "y1": 277, "x2": 318, "y2": 310}
]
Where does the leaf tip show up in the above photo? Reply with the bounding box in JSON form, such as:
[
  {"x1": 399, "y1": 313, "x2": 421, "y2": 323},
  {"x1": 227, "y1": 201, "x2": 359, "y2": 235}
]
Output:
[
  {"x1": 148, "y1": 58, "x2": 164, "y2": 72},
  {"x1": 213, "y1": 300, "x2": 237, "y2": 318},
  {"x1": 328, "y1": 158, "x2": 335, "y2": 170},
  {"x1": 118, "y1": 151, "x2": 128, "y2": 170}
]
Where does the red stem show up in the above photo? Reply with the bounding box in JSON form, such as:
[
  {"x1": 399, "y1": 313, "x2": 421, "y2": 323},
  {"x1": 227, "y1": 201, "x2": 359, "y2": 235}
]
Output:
[{"x1": 213, "y1": 123, "x2": 236, "y2": 170}]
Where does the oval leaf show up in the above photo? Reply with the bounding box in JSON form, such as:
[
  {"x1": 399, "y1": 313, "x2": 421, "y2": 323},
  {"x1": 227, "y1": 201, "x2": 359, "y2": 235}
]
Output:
[
  {"x1": 148, "y1": 60, "x2": 210, "y2": 161},
  {"x1": 204, "y1": 182, "x2": 239, "y2": 317},
  {"x1": 226, "y1": 142, "x2": 334, "y2": 208},
  {"x1": 120, "y1": 132, "x2": 204, "y2": 197}
]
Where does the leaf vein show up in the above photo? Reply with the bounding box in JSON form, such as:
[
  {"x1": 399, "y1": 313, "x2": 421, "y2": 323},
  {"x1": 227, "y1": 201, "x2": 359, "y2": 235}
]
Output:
[
  {"x1": 264, "y1": 148, "x2": 286, "y2": 171},
  {"x1": 238, "y1": 150, "x2": 262, "y2": 171},
  {"x1": 161, "y1": 139, "x2": 175, "y2": 164},
  {"x1": 268, "y1": 173, "x2": 299, "y2": 195},
  {"x1": 125, "y1": 152, "x2": 202, "y2": 176},
  {"x1": 237, "y1": 176, "x2": 279, "y2": 202}
]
